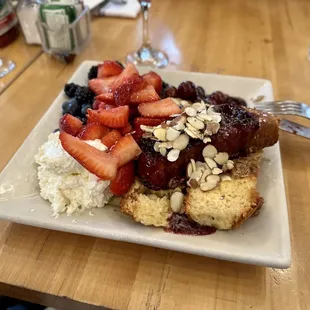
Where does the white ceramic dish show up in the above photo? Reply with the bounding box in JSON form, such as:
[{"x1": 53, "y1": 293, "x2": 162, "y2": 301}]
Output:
[{"x1": 0, "y1": 61, "x2": 291, "y2": 268}]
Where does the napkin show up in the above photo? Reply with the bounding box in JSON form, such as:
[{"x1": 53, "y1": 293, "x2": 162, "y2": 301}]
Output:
[{"x1": 100, "y1": 0, "x2": 141, "y2": 18}]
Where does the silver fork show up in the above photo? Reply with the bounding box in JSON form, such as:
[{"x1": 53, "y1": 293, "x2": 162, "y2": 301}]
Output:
[
  {"x1": 255, "y1": 100, "x2": 310, "y2": 139},
  {"x1": 255, "y1": 100, "x2": 310, "y2": 120}
]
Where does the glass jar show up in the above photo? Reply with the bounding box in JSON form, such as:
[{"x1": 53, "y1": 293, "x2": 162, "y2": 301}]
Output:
[{"x1": 0, "y1": 0, "x2": 19, "y2": 48}]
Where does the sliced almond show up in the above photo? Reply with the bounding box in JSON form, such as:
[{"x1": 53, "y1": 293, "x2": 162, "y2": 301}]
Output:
[
  {"x1": 166, "y1": 127, "x2": 181, "y2": 141},
  {"x1": 174, "y1": 187, "x2": 182, "y2": 193},
  {"x1": 212, "y1": 167, "x2": 223, "y2": 175},
  {"x1": 184, "y1": 128, "x2": 200, "y2": 139},
  {"x1": 222, "y1": 160, "x2": 234, "y2": 172},
  {"x1": 186, "y1": 122, "x2": 200, "y2": 133},
  {"x1": 195, "y1": 161, "x2": 205, "y2": 169},
  {"x1": 207, "y1": 106, "x2": 220, "y2": 115},
  {"x1": 190, "y1": 170, "x2": 203, "y2": 180},
  {"x1": 207, "y1": 174, "x2": 220, "y2": 183},
  {"x1": 154, "y1": 128, "x2": 167, "y2": 141},
  {"x1": 200, "y1": 167, "x2": 212, "y2": 183},
  {"x1": 173, "y1": 122, "x2": 186, "y2": 131},
  {"x1": 192, "y1": 102, "x2": 205, "y2": 112},
  {"x1": 158, "y1": 141, "x2": 173, "y2": 149},
  {"x1": 187, "y1": 117, "x2": 205, "y2": 130},
  {"x1": 140, "y1": 125, "x2": 155, "y2": 133},
  {"x1": 221, "y1": 175, "x2": 232, "y2": 182},
  {"x1": 205, "y1": 122, "x2": 220, "y2": 135},
  {"x1": 167, "y1": 149, "x2": 180, "y2": 162},
  {"x1": 198, "y1": 114, "x2": 213, "y2": 121},
  {"x1": 153, "y1": 142, "x2": 160, "y2": 152},
  {"x1": 170, "y1": 192, "x2": 184, "y2": 213},
  {"x1": 214, "y1": 152, "x2": 229, "y2": 165},
  {"x1": 185, "y1": 107, "x2": 197, "y2": 117},
  {"x1": 204, "y1": 157, "x2": 217, "y2": 169},
  {"x1": 203, "y1": 137, "x2": 212, "y2": 143},
  {"x1": 159, "y1": 147, "x2": 167, "y2": 156},
  {"x1": 211, "y1": 114, "x2": 222, "y2": 123},
  {"x1": 190, "y1": 159, "x2": 196, "y2": 172},
  {"x1": 202, "y1": 144, "x2": 218, "y2": 158},
  {"x1": 173, "y1": 134, "x2": 189, "y2": 151},
  {"x1": 170, "y1": 114, "x2": 181, "y2": 118},
  {"x1": 186, "y1": 162, "x2": 193, "y2": 178},
  {"x1": 200, "y1": 181, "x2": 217, "y2": 192}
]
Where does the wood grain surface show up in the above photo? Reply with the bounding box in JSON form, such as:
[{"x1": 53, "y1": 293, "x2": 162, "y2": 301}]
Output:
[
  {"x1": 0, "y1": 34, "x2": 42, "y2": 94},
  {"x1": 0, "y1": 0, "x2": 310, "y2": 309}
]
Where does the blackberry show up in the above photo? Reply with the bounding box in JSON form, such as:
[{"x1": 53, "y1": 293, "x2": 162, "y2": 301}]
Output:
[
  {"x1": 207, "y1": 91, "x2": 228, "y2": 105},
  {"x1": 116, "y1": 61, "x2": 125, "y2": 68},
  {"x1": 88, "y1": 65, "x2": 98, "y2": 80},
  {"x1": 64, "y1": 83, "x2": 78, "y2": 98},
  {"x1": 74, "y1": 86, "x2": 95, "y2": 105},
  {"x1": 164, "y1": 86, "x2": 177, "y2": 98},
  {"x1": 177, "y1": 81, "x2": 197, "y2": 101},
  {"x1": 162, "y1": 80, "x2": 169, "y2": 90},
  {"x1": 226, "y1": 96, "x2": 247, "y2": 107}
]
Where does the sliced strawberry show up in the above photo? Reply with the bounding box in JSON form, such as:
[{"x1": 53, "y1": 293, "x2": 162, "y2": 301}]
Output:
[
  {"x1": 77, "y1": 122, "x2": 110, "y2": 140},
  {"x1": 133, "y1": 117, "x2": 164, "y2": 141},
  {"x1": 138, "y1": 98, "x2": 181, "y2": 118},
  {"x1": 130, "y1": 85, "x2": 160, "y2": 104},
  {"x1": 121, "y1": 123, "x2": 133, "y2": 135},
  {"x1": 96, "y1": 105, "x2": 129, "y2": 128},
  {"x1": 60, "y1": 132, "x2": 118, "y2": 180},
  {"x1": 110, "y1": 134, "x2": 142, "y2": 167},
  {"x1": 87, "y1": 109, "x2": 101, "y2": 123},
  {"x1": 102, "y1": 129, "x2": 123, "y2": 148},
  {"x1": 110, "y1": 63, "x2": 139, "y2": 90},
  {"x1": 110, "y1": 161, "x2": 134, "y2": 196},
  {"x1": 97, "y1": 61, "x2": 123, "y2": 78},
  {"x1": 59, "y1": 114, "x2": 83, "y2": 136},
  {"x1": 96, "y1": 93, "x2": 114, "y2": 104},
  {"x1": 114, "y1": 75, "x2": 144, "y2": 106},
  {"x1": 134, "y1": 117, "x2": 164, "y2": 127},
  {"x1": 142, "y1": 71, "x2": 162, "y2": 94},
  {"x1": 88, "y1": 76, "x2": 115, "y2": 95}
]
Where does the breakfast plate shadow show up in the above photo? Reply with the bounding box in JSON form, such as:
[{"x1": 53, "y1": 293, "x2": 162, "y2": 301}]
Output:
[{"x1": 0, "y1": 61, "x2": 291, "y2": 268}]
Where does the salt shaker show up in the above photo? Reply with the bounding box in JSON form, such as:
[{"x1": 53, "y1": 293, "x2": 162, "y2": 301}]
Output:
[{"x1": 17, "y1": 0, "x2": 44, "y2": 45}]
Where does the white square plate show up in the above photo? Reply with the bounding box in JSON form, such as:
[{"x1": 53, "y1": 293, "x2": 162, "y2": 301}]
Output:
[{"x1": 0, "y1": 61, "x2": 291, "y2": 268}]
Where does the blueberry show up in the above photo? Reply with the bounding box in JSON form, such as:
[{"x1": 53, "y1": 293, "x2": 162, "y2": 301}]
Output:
[
  {"x1": 81, "y1": 103, "x2": 92, "y2": 115},
  {"x1": 62, "y1": 99, "x2": 79, "y2": 115}
]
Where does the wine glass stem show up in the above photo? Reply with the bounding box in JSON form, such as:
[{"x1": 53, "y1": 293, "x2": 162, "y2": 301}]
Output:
[{"x1": 140, "y1": 2, "x2": 151, "y2": 48}]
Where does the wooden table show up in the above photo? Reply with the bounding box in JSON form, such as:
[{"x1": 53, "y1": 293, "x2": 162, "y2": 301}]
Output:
[
  {"x1": 0, "y1": 0, "x2": 310, "y2": 309},
  {"x1": 0, "y1": 34, "x2": 41, "y2": 94}
]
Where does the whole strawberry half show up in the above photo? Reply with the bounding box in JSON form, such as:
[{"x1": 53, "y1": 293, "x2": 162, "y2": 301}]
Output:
[
  {"x1": 142, "y1": 71, "x2": 162, "y2": 94},
  {"x1": 101, "y1": 129, "x2": 123, "y2": 149},
  {"x1": 130, "y1": 85, "x2": 160, "y2": 104},
  {"x1": 110, "y1": 161, "x2": 135, "y2": 196},
  {"x1": 138, "y1": 98, "x2": 181, "y2": 118},
  {"x1": 59, "y1": 114, "x2": 83, "y2": 136},
  {"x1": 77, "y1": 122, "x2": 110, "y2": 140},
  {"x1": 110, "y1": 134, "x2": 142, "y2": 167},
  {"x1": 97, "y1": 61, "x2": 123, "y2": 78},
  {"x1": 60, "y1": 132, "x2": 118, "y2": 180}
]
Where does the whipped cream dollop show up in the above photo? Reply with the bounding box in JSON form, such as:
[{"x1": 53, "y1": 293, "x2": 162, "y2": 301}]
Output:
[{"x1": 35, "y1": 132, "x2": 113, "y2": 216}]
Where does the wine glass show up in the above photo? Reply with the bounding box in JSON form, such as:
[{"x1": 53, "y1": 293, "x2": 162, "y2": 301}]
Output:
[
  {"x1": 127, "y1": 0, "x2": 169, "y2": 68},
  {"x1": 0, "y1": 58, "x2": 16, "y2": 78}
]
